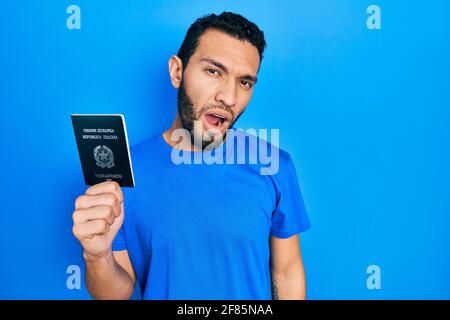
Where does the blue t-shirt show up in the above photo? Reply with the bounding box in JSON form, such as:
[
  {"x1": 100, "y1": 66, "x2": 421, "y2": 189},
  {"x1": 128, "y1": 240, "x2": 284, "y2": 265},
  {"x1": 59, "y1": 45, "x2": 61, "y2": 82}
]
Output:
[{"x1": 112, "y1": 129, "x2": 311, "y2": 299}]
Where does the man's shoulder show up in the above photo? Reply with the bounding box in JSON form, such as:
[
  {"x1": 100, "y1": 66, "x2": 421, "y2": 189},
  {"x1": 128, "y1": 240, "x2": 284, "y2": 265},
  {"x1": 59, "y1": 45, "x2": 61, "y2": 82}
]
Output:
[
  {"x1": 227, "y1": 128, "x2": 293, "y2": 177},
  {"x1": 130, "y1": 132, "x2": 161, "y2": 151},
  {"x1": 229, "y1": 128, "x2": 292, "y2": 163},
  {"x1": 129, "y1": 132, "x2": 164, "y2": 163}
]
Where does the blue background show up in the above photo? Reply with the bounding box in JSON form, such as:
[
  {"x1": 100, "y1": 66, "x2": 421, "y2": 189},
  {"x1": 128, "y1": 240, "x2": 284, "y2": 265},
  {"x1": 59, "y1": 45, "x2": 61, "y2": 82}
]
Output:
[{"x1": 1, "y1": 0, "x2": 449, "y2": 299}]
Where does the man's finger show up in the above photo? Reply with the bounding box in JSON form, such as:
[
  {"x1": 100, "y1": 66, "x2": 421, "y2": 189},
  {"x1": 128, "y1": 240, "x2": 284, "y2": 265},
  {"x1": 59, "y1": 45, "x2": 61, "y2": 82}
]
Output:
[
  {"x1": 72, "y1": 219, "x2": 110, "y2": 240},
  {"x1": 75, "y1": 193, "x2": 121, "y2": 217},
  {"x1": 73, "y1": 205, "x2": 117, "y2": 225},
  {"x1": 85, "y1": 181, "x2": 124, "y2": 204}
]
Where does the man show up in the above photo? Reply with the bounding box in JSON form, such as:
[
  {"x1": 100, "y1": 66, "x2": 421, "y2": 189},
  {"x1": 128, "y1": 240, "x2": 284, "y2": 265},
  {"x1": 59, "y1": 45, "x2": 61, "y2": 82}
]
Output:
[{"x1": 72, "y1": 12, "x2": 311, "y2": 300}]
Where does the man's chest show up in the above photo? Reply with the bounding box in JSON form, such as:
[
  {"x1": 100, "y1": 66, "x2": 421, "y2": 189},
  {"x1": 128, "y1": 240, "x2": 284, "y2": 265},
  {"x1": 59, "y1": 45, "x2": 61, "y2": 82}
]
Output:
[{"x1": 128, "y1": 166, "x2": 276, "y2": 251}]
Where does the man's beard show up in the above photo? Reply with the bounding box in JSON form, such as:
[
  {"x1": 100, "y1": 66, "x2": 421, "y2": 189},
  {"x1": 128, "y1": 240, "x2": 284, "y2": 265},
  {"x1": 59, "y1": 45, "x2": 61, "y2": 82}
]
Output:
[{"x1": 177, "y1": 79, "x2": 242, "y2": 150}]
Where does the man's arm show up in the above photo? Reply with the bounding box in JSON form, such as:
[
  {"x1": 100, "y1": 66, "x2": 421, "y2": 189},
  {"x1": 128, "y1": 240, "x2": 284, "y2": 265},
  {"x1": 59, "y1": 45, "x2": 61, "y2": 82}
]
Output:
[
  {"x1": 269, "y1": 234, "x2": 307, "y2": 300},
  {"x1": 84, "y1": 250, "x2": 136, "y2": 300},
  {"x1": 72, "y1": 181, "x2": 136, "y2": 300}
]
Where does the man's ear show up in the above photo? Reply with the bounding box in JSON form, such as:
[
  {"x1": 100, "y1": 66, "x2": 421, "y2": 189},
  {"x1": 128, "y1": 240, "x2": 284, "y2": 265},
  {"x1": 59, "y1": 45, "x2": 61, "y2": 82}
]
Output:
[{"x1": 168, "y1": 55, "x2": 183, "y2": 89}]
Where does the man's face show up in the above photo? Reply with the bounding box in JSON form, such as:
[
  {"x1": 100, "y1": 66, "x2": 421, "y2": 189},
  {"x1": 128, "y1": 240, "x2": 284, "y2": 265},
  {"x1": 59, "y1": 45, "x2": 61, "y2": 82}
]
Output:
[{"x1": 177, "y1": 29, "x2": 260, "y2": 149}]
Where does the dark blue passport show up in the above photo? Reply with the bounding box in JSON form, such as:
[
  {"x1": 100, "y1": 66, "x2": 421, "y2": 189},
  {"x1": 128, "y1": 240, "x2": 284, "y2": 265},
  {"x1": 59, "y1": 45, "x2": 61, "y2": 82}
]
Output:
[{"x1": 71, "y1": 114, "x2": 135, "y2": 187}]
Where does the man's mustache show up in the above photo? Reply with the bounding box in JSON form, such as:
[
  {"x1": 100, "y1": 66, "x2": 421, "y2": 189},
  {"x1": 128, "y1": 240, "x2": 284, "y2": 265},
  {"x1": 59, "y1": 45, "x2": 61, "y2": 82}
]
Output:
[{"x1": 198, "y1": 105, "x2": 235, "y2": 120}]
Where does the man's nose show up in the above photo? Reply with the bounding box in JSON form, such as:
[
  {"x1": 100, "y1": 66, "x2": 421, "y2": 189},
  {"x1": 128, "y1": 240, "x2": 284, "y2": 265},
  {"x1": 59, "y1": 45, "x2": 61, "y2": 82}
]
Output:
[{"x1": 215, "y1": 79, "x2": 237, "y2": 109}]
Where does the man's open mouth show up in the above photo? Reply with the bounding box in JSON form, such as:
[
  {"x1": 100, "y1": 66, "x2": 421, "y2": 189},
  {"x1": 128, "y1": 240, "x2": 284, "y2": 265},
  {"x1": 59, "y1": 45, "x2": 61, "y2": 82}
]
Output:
[{"x1": 204, "y1": 112, "x2": 229, "y2": 127}]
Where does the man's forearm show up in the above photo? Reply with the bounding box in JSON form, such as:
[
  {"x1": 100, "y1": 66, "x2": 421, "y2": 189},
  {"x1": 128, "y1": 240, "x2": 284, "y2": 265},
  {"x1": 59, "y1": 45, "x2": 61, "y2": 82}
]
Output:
[
  {"x1": 84, "y1": 251, "x2": 135, "y2": 300},
  {"x1": 271, "y1": 271, "x2": 306, "y2": 300}
]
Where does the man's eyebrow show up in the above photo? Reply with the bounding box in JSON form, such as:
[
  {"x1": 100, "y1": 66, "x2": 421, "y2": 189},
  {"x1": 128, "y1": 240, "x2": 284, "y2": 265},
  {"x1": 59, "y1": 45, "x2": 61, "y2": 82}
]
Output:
[
  {"x1": 241, "y1": 74, "x2": 258, "y2": 83},
  {"x1": 200, "y1": 57, "x2": 227, "y2": 72},
  {"x1": 200, "y1": 57, "x2": 258, "y2": 83}
]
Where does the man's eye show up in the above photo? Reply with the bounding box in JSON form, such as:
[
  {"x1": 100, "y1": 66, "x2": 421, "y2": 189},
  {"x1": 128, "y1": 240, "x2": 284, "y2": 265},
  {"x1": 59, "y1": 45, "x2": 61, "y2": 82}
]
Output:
[
  {"x1": 206, "y1": 68, "x2": 220, "y2": 76},
  {"x1": 241, "y1": 80, "x2": 253, "y2": 89}
]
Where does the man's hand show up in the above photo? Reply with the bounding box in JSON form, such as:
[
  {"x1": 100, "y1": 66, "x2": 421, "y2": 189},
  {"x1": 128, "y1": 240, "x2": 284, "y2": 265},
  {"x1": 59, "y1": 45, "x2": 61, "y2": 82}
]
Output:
[{"x1": 72, "y1": 181, "x2": 124, "y2": 260}]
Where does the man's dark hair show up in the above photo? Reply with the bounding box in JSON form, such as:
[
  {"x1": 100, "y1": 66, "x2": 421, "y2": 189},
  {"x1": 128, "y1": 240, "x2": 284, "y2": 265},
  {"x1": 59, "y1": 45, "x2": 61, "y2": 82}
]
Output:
[{"x1": 177, "y1": 12, "x2": 266, "y2": 70}]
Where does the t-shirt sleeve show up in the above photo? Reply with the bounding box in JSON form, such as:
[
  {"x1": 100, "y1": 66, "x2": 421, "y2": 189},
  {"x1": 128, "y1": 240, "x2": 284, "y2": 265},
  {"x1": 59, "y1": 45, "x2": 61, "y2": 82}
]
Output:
[
  {"x1": 270, "y1": 154, "x2": 311, "y2": 238},
  {"x1": 111, "y1": 191, "x2": 131, "y2": 251},
  {"x1": 112, "y1": 224, "x2": 127, "y2": 251}
]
